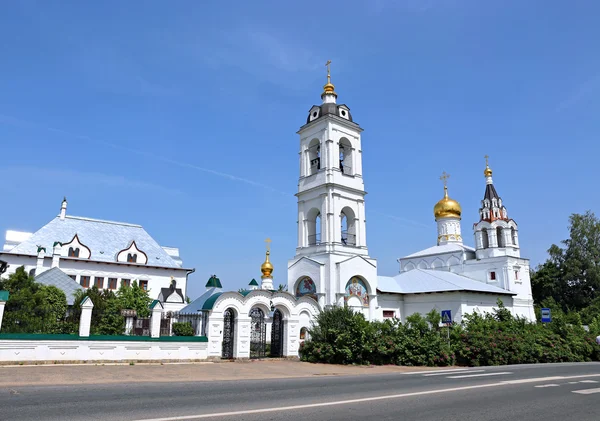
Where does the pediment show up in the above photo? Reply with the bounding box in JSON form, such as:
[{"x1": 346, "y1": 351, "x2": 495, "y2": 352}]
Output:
[
  {"x1": 61, "y1": 234, "x2": 91, "y2": 259},
  {"x1": 116, "y1": 240, "x2": 148, "y2": 264},
  {"x1": 288, "y1": 256, "x2": 324, "y2": 270},
  {"x1": 336, "y1": 254, "x2": 377, "y2": 269}
]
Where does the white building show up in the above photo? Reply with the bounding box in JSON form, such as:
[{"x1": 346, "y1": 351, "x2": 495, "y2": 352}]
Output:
[
  {"x1": 285, "y1": 65, "x2": 534, "y2": 324},
  {"x1": 0, "y1": 199, "x2": 192, "y2": 311}
]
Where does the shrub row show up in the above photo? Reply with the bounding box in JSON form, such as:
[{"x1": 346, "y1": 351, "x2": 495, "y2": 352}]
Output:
[{"x1": 300, "y1": 301, "x2": 600, "y2": 367}]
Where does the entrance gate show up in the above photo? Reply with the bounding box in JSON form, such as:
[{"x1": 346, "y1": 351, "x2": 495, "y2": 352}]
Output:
[
  {"x1": 249, "y1": 308, "x2": 266, "y2": 359},
  {"x1": 270, "y1": 309, "x2": 284, "y2": 357},
  {"x1": 221, "y1": 308, "x2": 235, "y2": 359}
]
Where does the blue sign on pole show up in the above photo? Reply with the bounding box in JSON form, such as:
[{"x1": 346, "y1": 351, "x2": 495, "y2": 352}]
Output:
[
  {"x1": 441, "y1": 310, "x2": 452, "y2": 324},
  {"x1": 541, "y1": 308, "x2": 551, "y2": 323}
]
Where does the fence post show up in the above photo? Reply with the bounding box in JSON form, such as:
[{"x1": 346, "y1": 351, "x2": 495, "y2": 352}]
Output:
[
  {"x1": 79, "y1": 296, "x2": 94, "y2": 337},
  {"x1": 150, "y1": 300, "x2": 164, "y2": 338},
  {"x1": 0, "y1": 290, "x2": 9, "y2": 332}
]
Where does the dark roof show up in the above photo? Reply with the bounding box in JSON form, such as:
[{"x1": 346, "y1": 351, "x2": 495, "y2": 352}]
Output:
[
  {"x1": 248, "y1": 278, "x2": 259, "y2": 286},
  {"x1": 306, "y1": 103, "x2": 353, "y2": 124},
  {"x1": 35, "y1": 267, "x2": 84, "y2": 305},
  {"x1": 483, "y1": 184, "x2": 501, "y2": 202},
  {"x1": 206, "y1": 275, "x2": 222, "y2": 288},
  {"x1": 159, "y1": 287, "x2": 184, "y2": 303},
  {"x1": 202, "y1": 292, "x2": 223, "y2": 310}
]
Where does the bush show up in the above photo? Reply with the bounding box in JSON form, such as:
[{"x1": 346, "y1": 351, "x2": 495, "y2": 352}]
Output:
[
  {"x1": 300, "y1": 301, "x2": 600, "y2": 367},
  {"x1": 172, "y1": 322, "x2": 194, "y2": 336}
]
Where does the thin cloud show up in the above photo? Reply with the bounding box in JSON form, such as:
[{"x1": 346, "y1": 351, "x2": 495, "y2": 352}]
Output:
[
  {"x1": 1, "y1": 115, "x2": 287, "y2": 196},
  {"x1": 556, "y1": 73, "x2": 600, "y2": 112},
  {"x1": 370, "y1": 210, "x2": 431, "y2": 229},
  {"x1": 0, "y1": 166, "x2": 182, "y2": 196}
]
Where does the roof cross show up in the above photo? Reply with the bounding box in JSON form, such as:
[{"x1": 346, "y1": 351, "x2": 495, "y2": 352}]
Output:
[
  {"x1": 484, "y1": 154, "x2": 489, "y2": 167},
  {"x1": 325, "y1": 60, "x2": 331, "y2": 83},
  {"x1": 440, "y1": 171, "x2": 450, "y2": 187},
  {"x1": 265, "y1": 237, "x2": 272, "y2": 252}
]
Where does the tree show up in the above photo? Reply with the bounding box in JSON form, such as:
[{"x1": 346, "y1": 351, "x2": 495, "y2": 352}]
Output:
[
  {"x1": 531, "y1": 211, "x2": 600, "y2": 312},
  {"x1": 0, "y1": 266, "x2": 69, "y2": 333},
  {"x1": 117, "y1": 280, "x2": 152, "y2": 317}
]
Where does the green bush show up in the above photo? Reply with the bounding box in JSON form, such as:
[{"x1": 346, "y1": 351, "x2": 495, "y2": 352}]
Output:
[
  {"x1": 300, "y1": 301, "x2": 600, "y2": 367},
  {"x1": 172, "y1": 322, "x2": 194, "y2": 336}
]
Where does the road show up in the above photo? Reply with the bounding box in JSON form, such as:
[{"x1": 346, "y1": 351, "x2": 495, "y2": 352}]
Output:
[{"x1": 1, "y1": 363, "x2": 599, "y2": 420}]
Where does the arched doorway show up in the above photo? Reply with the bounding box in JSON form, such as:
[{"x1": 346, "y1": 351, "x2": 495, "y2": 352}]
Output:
[
  {"x1": 270, "y1": 309, "x2": 284, "y2": 358},
  {"x1": 221, "y1": 308, "x2": 235, "y2": 359},
  {"x1": 249, "y1": 307, "x2": 266, "y2": 359}
]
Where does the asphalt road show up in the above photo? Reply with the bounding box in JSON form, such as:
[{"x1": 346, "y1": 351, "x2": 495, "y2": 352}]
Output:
[{"x1": 1, "y1": 363, "x2": 600, "y2": 421}]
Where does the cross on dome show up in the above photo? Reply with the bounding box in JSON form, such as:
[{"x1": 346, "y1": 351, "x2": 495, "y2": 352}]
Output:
[{"x1": 440, "y1": 171, "x2": 450, "y2": 187}]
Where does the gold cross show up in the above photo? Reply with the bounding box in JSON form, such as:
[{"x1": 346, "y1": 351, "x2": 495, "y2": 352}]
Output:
[
  {"x1": 325, "y1": 60, "x2": 331, "y2": 83},
  {"x1": 265, "y1": 237, "x2": 272, "y2": 252},
  {"x1": 484, "y1": 154, "x2": 489, "y2": 166},
  {"x1": 440, "y1": 171, "x2": 450, "y2": 187}
]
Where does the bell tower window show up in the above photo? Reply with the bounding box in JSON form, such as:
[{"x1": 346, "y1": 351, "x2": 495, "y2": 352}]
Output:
[
  {"x1": 481, "y1": 228, "x2": 489, "y2": 249},
  {"x1": 339, "y1": 138, "x2": 353, "y2": 176},
  {"x1": 496, "y1": 227, "x2": 505, "y2": 247},
  {"x1": 307, "y1": 208, "x2": 321, "y2": 246},
  {"x1": 308, "y1": 139, "x2": 321, "y2": 175},
  {"x1": 340, "y1": 207, "x2": 357, "y2": 246}
]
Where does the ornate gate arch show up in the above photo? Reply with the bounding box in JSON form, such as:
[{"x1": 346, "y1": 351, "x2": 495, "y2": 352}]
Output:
[
  {"x1": 249, "y1": 307, "x2": 266, "y2": 359},
  {"x1": 270, "y1": 309, "x2": 284, "y2": 358},
  {"x1": 221, "y1": 308, "x2": 235, "y2": 359}
]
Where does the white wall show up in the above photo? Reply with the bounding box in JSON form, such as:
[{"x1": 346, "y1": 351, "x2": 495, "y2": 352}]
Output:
[
  {"x1": 0, "y1": 254, "x2": 189, "y2": 302},
  {"x1": 0, "y1": 339, "x2": 207, "y2": 362}
]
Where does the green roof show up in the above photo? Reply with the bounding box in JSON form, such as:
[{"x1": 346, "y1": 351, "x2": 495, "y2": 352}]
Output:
[
  {"x1": 205, "y1": 275, "x2": 222, "y2": 288},
  {"x1": 149, "y1": 299, "x2": 162, "y2": 309},
  {"x1": 240, "y1": 290, "x2": 252, "y2": 296},
  {"x1": 249, "y1": 278, "x2": 259, "y2": 286},
  {"x1": 202, "y1": 292, "x2": 223, "y2": 310},
  {"x1": 0, "y1": 290, "x2": 9, "y2": 302}
]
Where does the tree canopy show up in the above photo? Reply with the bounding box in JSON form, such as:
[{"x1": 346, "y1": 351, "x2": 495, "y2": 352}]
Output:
[{"x1": 532, "y1": 210, "x2": 600, "y2": 323}]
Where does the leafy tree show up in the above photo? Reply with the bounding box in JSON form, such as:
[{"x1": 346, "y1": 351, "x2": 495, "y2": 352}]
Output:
[
  {"x1": 0, "y1": 266, "x2": 69, "y2": 333},
  {"x1": 117, "y1": 280, "x2": 152, "y2": 317},
  {"x1": 532, "y1": 211, "x2": 600, "y2": 312},
  {"x1": 172, "y1": 322, "x2": 194, "y2": 336}
]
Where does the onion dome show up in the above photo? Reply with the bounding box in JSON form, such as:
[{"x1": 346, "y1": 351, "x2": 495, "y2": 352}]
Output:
[
  {"x1": 261, "y1": 250, "x2": 273, "y2": 278},
  {"x1": 434, "y1": 186, "x2": 462, "y2": 219}
]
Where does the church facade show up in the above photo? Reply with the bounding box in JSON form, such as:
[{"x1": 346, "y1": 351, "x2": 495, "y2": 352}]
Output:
[
  {"x1": 192, "y1": 65, "x2": 534, "y2": 360},
  {"x1": 285, "y1": 66, "x2": 534, "y2": 325}
]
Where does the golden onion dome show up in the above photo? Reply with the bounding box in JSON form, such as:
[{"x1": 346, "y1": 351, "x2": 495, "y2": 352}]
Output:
[
  {"x1": 484, "y1": 165, "x2": 493, "y2": 177},
  {"x1": 434, "y1": 186, "x2": 462, "y2": 219},
  {"x1": 261, "y1": 250, "x2": 273, "y2": 277}
]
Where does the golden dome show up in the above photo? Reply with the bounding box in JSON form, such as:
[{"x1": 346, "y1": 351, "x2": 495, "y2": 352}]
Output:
[
  {"x1": 484, "y1": 154, "x2": 492, "y2": 177},
  {"x1": 261, "y1": 250, "x2": 273, "y2": 278},
  {"x1": 434, "y1": 186, "x2": 462, "y2": 219},
  {"x1": 321, "y1": 59, "x2": 338, "y2": 98}
]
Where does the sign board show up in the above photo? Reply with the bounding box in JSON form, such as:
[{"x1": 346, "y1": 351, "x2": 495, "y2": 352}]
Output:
[
  {"x1": 541, "y1": 308, "x2": 551, "y2": 323},
  {"x1": 441, "y1": 310, "x2": 452, "y2": 324}
]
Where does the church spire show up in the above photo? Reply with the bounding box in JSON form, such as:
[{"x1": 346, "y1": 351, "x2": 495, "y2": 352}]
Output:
[
  {"x1": 321, "y1": 60, "x2": 337, "y2": 102},
  {"x1": 479, "y1": 155, "x2": 507, "y2": 222}
]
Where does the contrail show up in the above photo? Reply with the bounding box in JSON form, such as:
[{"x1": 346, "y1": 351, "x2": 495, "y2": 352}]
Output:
[{"x1": 2, "y1": 117, "x2": 288, "y2": 196}]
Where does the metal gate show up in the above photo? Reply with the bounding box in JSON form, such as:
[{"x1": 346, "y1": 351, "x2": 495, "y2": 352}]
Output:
[
  {"x1": 222, "y1": 308, "x2": 235, "y2": 359},
  {"x1": 270, "y1": 309, "x2": 284, "y2": 358},
  {"x1": 249, "y1": 307, "x2": 266, "y2": 359},
  {"x1": 132, "y1": 317, "x2": 151, "y2": 336}
]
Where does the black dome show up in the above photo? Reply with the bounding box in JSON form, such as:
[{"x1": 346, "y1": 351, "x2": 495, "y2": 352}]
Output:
[{"x1": 306, "y1": 103, "x2": 353, "y2": 124}]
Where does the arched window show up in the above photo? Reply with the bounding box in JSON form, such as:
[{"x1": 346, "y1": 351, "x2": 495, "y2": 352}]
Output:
[
  {"x1": 497, "y1": 227, "x2": 505, "y2": 248},
  {"x1": 308, "y1": 139, "x2": 321, "y2": 175},
  {"x1": 340, "y1": 207, "x2": 357, "y2": 246},
  {"x1": 68, "y1": 247, "x2": 80, "y2": 258},
  {"x1": 295, "y1": 277, "x2": 317, "y2": 300},
  {"x1": 344, "y1": 277, "x2": 369, "y2": 307},
  {"x1": 300, "y1": 327, "x2": 308, "y2": 340},
  {"x1": 481, "y1": 229, "x2": 489, "y2": 249},
  {"x1": 511, "y1": 227, "x2": 517, "y2": 245},
  {"x1": 307, "y1": 208, "x2": 321, "y2": 245},
  {"x1": 339, "y1": 138, "x2": 353, "y2": 175},
  {"x1": 127, "y1": 253, "x2": 138, "y2": 263}
]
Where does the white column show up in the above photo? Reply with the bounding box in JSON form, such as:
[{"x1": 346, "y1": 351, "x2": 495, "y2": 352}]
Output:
[
  {"x1": 52, "y1": 243, "x2": 62, "y2": 268},
  {"x1": 150, "y1": 300, "x2": 164, "y2": 338},
  {"x1": 488, "y1": 229, "x2": 498, "y2": 248},
  {"x1": 0, "y1": 300, "x2": 7, "y2": 332},
  {"x1": 79, "y1": 296, "x2": 94, "y2": 337},
  {"x1": 36, "y1": 248, "x2": 45, "y2": 275},
  {"x1": 236, "y1": 317, "x2": 251, "y2": 359}
]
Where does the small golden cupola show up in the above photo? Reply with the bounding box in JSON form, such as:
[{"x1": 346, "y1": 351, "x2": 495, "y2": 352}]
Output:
[
  {"x1": 261, "y1": 250, "x2": 273, "y2": 278},
  {"x1": 321, "y1": 60, "x2": 337, "y2": 99},
  {"x1": 433, "y1": 172, "x2": 462, "y2": 220}
]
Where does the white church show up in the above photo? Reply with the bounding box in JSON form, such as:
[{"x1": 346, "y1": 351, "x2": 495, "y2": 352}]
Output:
[{"x1": 184, "y1": 64, "x2": 534, "y2": 359}]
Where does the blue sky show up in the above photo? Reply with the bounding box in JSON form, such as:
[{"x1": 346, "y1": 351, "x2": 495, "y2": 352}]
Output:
[{"x1": 1, "y1": 1, "x2": 599, "y2": 299}]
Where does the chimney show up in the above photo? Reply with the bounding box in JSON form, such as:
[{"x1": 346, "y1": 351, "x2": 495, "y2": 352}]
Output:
[
  {"x1": 36, "y1": 246, "x2": 47, "y2": 275},
  {"x1": 60, "y1": 197, "x2": 67, "y2": 220},
  {"x1": 52, "y1": 242, "x2": 62, "y2": 268}
]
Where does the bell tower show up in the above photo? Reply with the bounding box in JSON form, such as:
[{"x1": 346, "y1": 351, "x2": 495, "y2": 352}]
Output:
[{"x1": 288, "y1": 62, "x2": 378, "y2": 319}]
